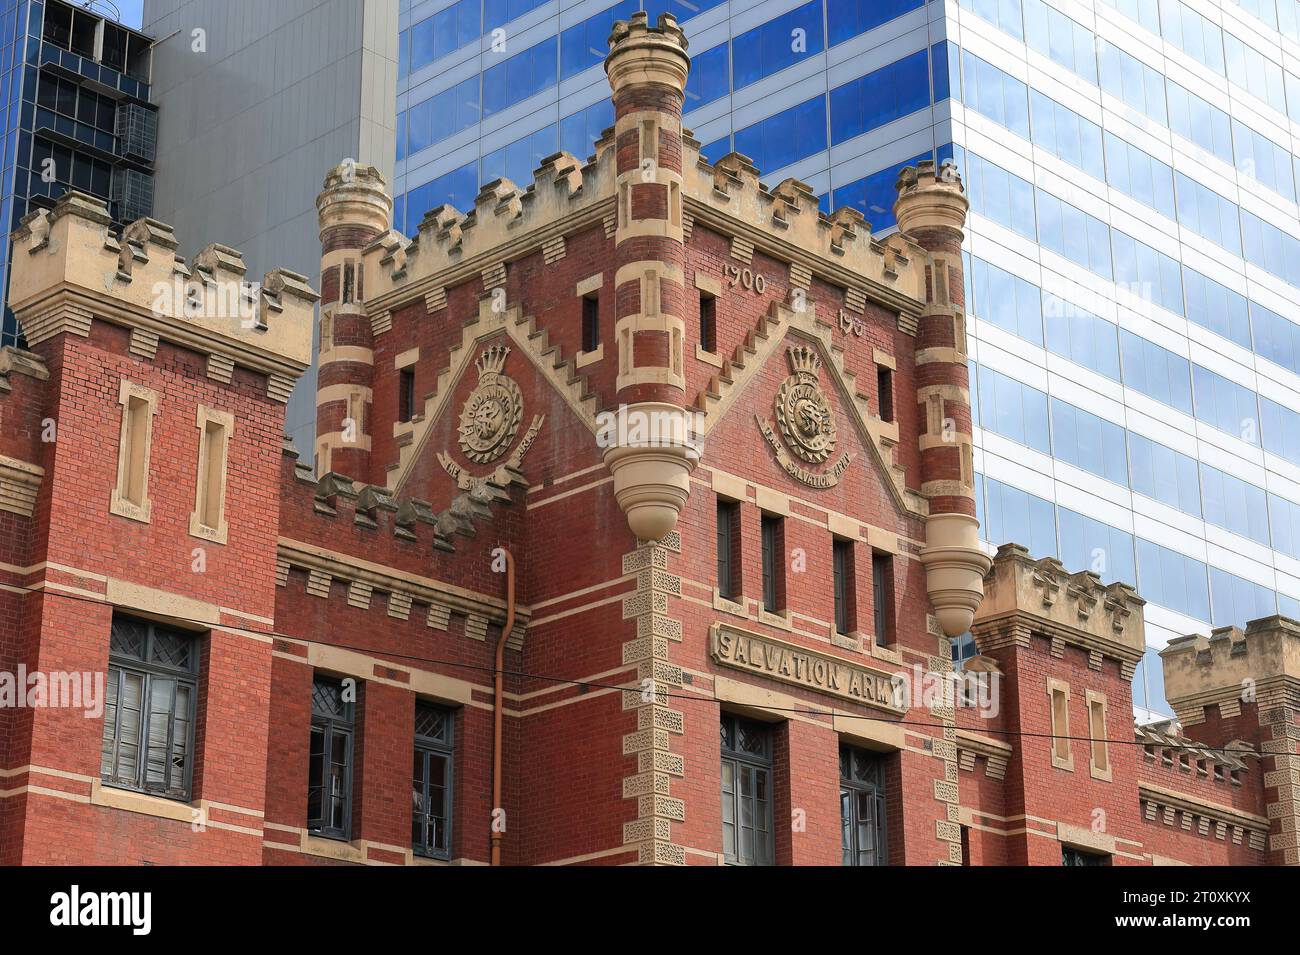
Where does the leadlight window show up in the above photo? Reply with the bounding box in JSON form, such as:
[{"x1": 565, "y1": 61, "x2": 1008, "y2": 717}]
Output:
[
  {"x1": 1062, "y1": 846, "x2": 1109, "y2": 866},
  {"x1": 100, "y1": 615, "x2": 199, "y2": 800},
  {"x1": 412, "y1": 702, "x2": 454, "y2": 859},
  {"x1": 308, "y1": 677, "x2": 355, "y2": 840},
  {"x1": 840, "y1": 745, "x2": 888, "y2": 866},
  {"x1": 721, "y1": 714, "x2": 774, "y2": 866}
]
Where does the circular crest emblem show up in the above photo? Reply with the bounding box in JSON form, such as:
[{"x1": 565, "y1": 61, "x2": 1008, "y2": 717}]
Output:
[
  {"x1": 458, "y1": 344, "x2": 523, "y2": 464},
  {"x1": 775, "y1": 345, "x2": 836, "y2": 464}
]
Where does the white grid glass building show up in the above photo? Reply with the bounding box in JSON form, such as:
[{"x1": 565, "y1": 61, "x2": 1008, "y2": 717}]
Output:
[{"x1": 396, "y1": 0, "x2": 1300, "y2": 718}]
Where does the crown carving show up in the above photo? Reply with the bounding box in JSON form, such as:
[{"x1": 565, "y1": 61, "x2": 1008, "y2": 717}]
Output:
[
  {"x1": 787, "y1": 345, "x2": 821, "y2": 377},
  {"x1": 476, "y1": 344, "x2": 510, "y2": 377}
]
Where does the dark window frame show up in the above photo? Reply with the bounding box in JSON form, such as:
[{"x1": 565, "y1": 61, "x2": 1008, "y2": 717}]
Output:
[
  {"x1": 412, "y1": 702, "x2": 454, "y2": 860},
  {"x1": 877, "y1": 364, "x2": 895, "y2": 422},
  {"x1": 720, "y1": 714, "x2": 774, "y2": 866},
  {"x1": 717, "y1": 498, "x2": 741, "y2": 601},
  {"x1": 398, "y1": 366, "x2": 416, "y2": 423},
  {"x1": 1062, "y1": 846, "x2": 1110, "y2": 866},
  {"x1": 582, "y1": 294, "x2": 600, "y2": 353},
  {"x1": 308, "y1": 677, "x2": 355, "y2": 841},
  {"x1": 840, "y1": 744, "x2": 888, "y2": 866},
  {"x1": 760, "y1": 513, "x2": 784, "y2": 613},
  {"x1": 700, "y1": 292, "x2": 717, "y2": 353},
  {"x1": 833, "y1": 537, "x2": 856, "y2": 635},
  {"x1": 872, "y1": 550, "x2": 894, "y2": 646},
  {"x1": 100, "y1": 615, "x2": 199, "y2": 802}
]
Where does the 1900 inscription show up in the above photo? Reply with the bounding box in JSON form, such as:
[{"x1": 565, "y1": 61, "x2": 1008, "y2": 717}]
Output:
[{"x1": 710, "y1": 624, "x2": 904, "y2": 714}]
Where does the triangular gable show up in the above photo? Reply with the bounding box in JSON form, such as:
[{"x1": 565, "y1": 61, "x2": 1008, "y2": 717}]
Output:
[
  {"x1": 389, "y1": 296, "x2": 600, "y2": 495},
  {"x1": 691, "y1": 299, "x2": 926, "y2": 519}
]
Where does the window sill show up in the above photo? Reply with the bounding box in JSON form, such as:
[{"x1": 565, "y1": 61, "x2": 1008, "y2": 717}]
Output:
[
  {"x1": 188, "y1": 514, "x2": 228, "y2": 545},
  {"x1": 696, "y1": 345, "x2": 723, "y2": 367},
  {"x1": 713, "y1": 590, "x2": 748, "y2": 617},
  {"x1": 575, "y1": 344, "x2": 604, "y2": 368},
  {"x1": 758, "y1": 607, "x2": 792, "y2": 631},
  {"x1": 91, "y1": 780, "x2": 194, "y2": 824},
  {"x1": 303, "y1": 833, "x2": 367, "y2": 864},
  {"x1": 109, "y1": 492, "x2": 151, "y2": 524}
]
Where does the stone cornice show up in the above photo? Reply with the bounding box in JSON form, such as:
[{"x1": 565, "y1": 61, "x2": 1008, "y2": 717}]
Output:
[
  {"x1": 0, "y1": 454, "x2": 43, "y2": 517},
  {"x1": 1138, "y1": 781, "x2": 1269, "y2": 844},
  {"x1": 955, "y1": 729, "x2": 1012, "y2": 780},
  {"x1": 0, "y1": 346, "x2": 49, "y2": 392},
  {"x1": 276, "y1": 537, "x2": 529, "y2": 651}
]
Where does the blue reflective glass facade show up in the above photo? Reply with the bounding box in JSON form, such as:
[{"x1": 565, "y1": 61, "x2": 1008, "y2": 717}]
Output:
[{"x1": 395, "y1": 0, "x2": 1300, "y2": 720}]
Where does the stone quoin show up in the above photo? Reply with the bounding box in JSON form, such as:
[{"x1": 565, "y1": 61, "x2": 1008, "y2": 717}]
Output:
[{"x1": 0, "y1": 13, "x2": 1293, "y2": 866}]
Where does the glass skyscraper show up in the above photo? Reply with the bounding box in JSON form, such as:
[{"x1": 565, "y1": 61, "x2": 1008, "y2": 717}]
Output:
[
  {"x1": 395, "y1": 0, "x2": 1300, "y2": 719},
  {"x1": 0, "y1": 0, "x2": 156, "y2": 350}
]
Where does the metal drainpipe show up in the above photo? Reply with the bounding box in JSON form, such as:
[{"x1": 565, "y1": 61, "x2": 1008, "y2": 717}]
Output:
[{"x1": 490, "y1": 548, "x2": 515, "y2": 866}]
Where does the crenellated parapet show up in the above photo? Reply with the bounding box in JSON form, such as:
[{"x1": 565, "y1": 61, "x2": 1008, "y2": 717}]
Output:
[
  {"x1": 356, "y1": 128, "x2": 925, "y2": 351},
  {"x1": 360, "y1": 151, "x2": 614, "y2": 338},
  {"x1": 972, "y1": 544, "x2": 1146, "y2": 677},
  {"x1": 686, "y1": 152, "x2": 924, "y2": 323},
  {"x1": 8, "y1": 191, "x2": 316, "y2": 401},
  {"x1": 1162, "y1": 617, "x2": 1300, "y2": 723}
]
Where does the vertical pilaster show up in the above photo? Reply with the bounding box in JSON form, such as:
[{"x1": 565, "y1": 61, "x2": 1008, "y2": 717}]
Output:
[{"x1": 620, "y1": 533, "x2": 687, "y2": 865}]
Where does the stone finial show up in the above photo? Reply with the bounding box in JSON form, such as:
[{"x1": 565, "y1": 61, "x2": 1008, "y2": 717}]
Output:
[
  {"x1": 894, "y1": 158, "x2": 969, "y2": 240},
  {"x1": 316, "y1": 159, "x2": 392, "y2": 238},
  {"x1": 604, "y1": 12, "x2": 690, "y2": 97}
]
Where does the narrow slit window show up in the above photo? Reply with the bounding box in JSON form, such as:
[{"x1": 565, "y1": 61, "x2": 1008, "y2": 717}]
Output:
[
  {"x1": 760, "y1": 514, "x2": 783, "y2": 613},
  {"x1": 871, "y1": 551, "x2": 893, "y2": 646},
  {"x1": 700, "y1": 293, "x2": 717, "y2": 352},
  {"x1": 342, "y1": 262, "x2": 356, "y2": 304},
  {"x1": 877, "y1": 366, "x2": 894, "y2": 422},
  {"x1": 399, "y1": 368, "x2": 416, "y2": 423},
  {"x1": 582, "y1": 295, "x2": 600, "y2": 352},
  {"x1": 833, "y1": 538, "x2": 856, "y2": 635},
  {"x1": 717, "y1": 498, "x2": 741, "y2": 601}
]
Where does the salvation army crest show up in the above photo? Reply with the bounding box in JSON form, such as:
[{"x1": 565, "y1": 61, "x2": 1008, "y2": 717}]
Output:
[
  {"x1": 457, "y1": 344, "x2": 523, "y2": 464},
  {"x1": 757, "y1": 345, "x2": 853, "y2": 488}
]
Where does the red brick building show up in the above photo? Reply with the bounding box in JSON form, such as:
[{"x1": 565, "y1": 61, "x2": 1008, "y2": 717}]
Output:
[{"x1": 0, "y1": 12, "x2": 1295, "y2": 867}]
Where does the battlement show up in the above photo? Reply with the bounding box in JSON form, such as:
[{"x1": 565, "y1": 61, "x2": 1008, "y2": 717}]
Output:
[
  {"x1": 9, "y1": 191, "x2": 317, "y2": 397},
  {"x1": 359, "y1": 140, "x2": 925, "y2": 337},
  {"x1": 1161, "y1": 616, "x2": 1300, "y2": 723},
  {"x1": 972, "y1": 543, "x2": 1146, "y2": 674}
]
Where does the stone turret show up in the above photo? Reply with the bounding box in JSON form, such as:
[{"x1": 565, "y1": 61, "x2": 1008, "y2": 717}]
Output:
[
  {"x1": 894, "y1": 160, "x2": 989, "y2": 636},
  {"x1": 314, "y1": 161, "x2": 392, "y2": 479},
  {"x1": 601, "y1": 12, "x2": 699, "y2": 541}
]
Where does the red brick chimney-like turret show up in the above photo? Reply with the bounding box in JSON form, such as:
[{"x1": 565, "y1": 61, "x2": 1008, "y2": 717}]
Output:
[{"x1": 601, "y1": 12, "x2": 699, "y2": 541}]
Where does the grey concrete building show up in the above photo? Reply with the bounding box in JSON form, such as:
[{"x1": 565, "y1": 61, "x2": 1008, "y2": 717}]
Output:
[{"x1": 142, "y1": 0, "x2": 399, "y2": 455}]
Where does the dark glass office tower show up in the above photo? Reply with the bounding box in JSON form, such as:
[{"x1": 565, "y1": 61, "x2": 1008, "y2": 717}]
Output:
[{"x1": 0, "y1": 0, "x2": 156, "y2": 349}]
